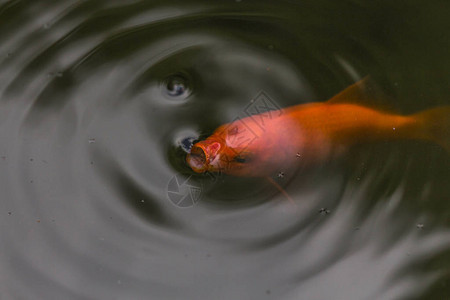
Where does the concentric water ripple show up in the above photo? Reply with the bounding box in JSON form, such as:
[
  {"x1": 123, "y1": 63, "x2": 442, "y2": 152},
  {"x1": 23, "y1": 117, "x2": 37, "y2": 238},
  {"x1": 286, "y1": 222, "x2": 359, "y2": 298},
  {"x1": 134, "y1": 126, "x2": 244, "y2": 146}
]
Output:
[{"x1": 1, "y1": 1, "x2": 449, "y2": 299}]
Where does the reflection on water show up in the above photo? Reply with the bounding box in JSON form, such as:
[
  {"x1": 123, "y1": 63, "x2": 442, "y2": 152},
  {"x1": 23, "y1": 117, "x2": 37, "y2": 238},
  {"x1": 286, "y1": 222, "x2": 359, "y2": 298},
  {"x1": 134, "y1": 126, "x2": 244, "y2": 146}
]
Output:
[{"x1": 0, "y1": 0, "x2": 449, "y2": 299}]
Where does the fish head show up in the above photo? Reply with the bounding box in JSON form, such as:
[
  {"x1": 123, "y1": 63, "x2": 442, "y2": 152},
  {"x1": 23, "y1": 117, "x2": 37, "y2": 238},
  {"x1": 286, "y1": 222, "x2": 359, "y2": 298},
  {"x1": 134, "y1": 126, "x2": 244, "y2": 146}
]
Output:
[
  {"x1": 186, "y1": 137, "x2": 255, "y2": 175},
  {"x1": 186, "y1": 121, "x2": 263, "y2": 176}
]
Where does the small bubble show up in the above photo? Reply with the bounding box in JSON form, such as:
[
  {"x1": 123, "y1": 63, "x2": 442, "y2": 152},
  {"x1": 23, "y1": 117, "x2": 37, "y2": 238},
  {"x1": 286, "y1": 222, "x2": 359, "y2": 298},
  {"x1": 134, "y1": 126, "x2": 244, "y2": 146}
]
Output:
[
  {"x1": 8, "y1": 212, "x2": 12, "y2": 216},
  {"x1": 416, "y1": 223, "x2": 424, "y2": 229},
  {"x1": 393, "y1": 127, "x2": 396, "y2": 131},
  {"x1": 180, "y1": 137, "x2": 195, "y2": 153},
  {"x1": 164, "y1": 74, "x2": 190, "y2": 98},
  {"x1": 88, "y1": 138, "x2": 96, "y2": 144},
  {"x1": 277, "y1": 172, "x2": 285, "y2": 178},
  {"x1": 319, "y1": 208, "x2": 330, "y2": 215},
  {"x1": 296, "y1": 153, "x2": 301, "y2": 158},
  {"x1": 141, "y1": 199, "x2": 145, "y2": 203}
]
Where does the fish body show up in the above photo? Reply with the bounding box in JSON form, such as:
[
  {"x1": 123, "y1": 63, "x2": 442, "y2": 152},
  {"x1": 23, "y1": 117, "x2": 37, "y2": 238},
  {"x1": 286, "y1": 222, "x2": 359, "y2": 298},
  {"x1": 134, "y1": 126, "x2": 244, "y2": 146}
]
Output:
[{"x1": 187, "y1": 80, "x2": 449, "y2": 177}]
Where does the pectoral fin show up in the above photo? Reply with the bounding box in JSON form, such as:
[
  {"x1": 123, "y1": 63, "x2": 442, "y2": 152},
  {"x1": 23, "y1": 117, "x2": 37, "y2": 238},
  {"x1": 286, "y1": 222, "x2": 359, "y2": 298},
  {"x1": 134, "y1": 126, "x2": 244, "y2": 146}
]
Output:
[{"x1": 266, "y1": 177, "x2": 297, "y2": 208}]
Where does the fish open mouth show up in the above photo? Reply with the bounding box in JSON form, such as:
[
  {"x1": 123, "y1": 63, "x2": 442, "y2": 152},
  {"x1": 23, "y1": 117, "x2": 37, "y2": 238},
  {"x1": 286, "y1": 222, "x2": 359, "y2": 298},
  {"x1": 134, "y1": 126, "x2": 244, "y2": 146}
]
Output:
[{"x1": 186, "y1": 145, "x2": 208, "y2": 173}]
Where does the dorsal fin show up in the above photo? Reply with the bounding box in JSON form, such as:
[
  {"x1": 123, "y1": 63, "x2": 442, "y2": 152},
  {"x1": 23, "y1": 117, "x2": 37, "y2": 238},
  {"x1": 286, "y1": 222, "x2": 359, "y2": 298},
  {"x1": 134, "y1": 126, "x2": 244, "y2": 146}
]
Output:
[
  {"x1": 327, "y1": 76, "x2": 371, "y2": 104},
  {"x1": 326, "y1": 76, "x2": 394, "y2": 111}
]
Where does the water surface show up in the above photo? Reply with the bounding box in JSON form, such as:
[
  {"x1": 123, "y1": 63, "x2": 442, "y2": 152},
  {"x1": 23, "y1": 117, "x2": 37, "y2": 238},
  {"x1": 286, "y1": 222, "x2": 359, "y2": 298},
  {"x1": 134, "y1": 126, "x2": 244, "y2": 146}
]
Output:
[{"x1": 1, "y1": 1, "x2": 449, "y2": 299}]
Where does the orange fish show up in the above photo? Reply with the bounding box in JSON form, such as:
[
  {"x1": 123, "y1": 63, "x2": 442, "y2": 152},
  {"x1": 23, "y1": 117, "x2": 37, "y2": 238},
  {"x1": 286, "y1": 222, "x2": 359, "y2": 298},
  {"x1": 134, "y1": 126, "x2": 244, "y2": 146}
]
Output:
[{"x1": 187, "y1": 78, "x2": 449, "y2": 178}]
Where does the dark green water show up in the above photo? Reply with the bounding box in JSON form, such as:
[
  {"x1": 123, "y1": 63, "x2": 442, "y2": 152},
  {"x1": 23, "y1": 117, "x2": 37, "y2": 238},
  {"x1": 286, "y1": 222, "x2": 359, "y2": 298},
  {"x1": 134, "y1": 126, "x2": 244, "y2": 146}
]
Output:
[{"x1": 1, "y1": 0, "x2": 449, "y2": 299}]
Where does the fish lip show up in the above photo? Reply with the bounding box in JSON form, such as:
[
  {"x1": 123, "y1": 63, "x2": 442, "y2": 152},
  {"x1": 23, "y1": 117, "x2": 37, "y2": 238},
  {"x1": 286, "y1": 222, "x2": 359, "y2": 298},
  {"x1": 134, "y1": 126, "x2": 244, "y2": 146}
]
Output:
[
  {"x1": 186, "y1": 139, "x2": 222, "y2": 173},
  {"x1": 186, "y1": 144, "x2": 210, "y2": 173}
]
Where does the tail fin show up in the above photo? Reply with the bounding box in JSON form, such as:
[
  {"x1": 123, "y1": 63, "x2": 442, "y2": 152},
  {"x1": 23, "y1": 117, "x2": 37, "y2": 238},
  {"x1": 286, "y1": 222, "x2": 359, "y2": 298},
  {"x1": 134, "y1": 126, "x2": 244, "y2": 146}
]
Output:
[{"x1": 413, "y1": 106, "x2": 450, "y2": 152}]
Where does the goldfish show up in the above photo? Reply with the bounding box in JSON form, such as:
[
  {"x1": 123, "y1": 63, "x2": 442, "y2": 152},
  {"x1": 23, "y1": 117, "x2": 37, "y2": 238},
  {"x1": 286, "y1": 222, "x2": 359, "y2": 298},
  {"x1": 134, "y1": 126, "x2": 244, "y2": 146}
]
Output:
[{"x1": 186, "y1": 78, "x2": 449, "y2": 178}]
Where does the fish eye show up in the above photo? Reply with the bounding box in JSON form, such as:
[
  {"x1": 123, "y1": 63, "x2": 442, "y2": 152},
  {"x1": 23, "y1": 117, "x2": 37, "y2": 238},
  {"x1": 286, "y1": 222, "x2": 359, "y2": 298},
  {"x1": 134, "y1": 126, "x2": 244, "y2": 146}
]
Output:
[{"x1": 234, "y1": 156, "x2": 246, "y2": 163}]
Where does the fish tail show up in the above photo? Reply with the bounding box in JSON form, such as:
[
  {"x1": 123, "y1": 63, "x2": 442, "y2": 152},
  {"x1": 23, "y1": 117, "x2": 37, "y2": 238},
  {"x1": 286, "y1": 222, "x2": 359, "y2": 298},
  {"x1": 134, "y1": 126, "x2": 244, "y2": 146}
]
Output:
[{"x1": 412, "y1": 106, "x2": 450, "y2": 152}]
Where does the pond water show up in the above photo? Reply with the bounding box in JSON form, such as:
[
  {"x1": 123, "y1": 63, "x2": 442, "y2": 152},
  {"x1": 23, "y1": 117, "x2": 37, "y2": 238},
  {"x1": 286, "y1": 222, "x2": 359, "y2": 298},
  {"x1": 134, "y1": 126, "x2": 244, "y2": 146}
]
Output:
[{"x1": 1, "y1": 1, "x2": 449, "y2": 299}]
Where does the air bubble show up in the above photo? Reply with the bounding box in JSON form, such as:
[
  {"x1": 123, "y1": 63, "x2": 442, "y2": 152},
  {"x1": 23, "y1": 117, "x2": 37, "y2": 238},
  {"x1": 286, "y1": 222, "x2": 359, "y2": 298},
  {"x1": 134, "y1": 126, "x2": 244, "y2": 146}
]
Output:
[
  {"x1": 180, "y1": 137, "x2": 196, "y2": 153},
  {"x1": 162, "y1": 74, "x2": 191, "y2": 99}
]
